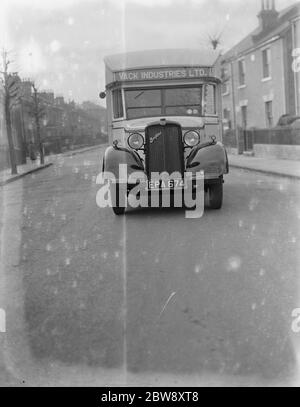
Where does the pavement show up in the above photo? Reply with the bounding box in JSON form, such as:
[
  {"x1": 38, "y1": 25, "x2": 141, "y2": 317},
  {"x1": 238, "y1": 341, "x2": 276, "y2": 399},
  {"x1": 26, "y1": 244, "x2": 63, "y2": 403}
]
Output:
[
  {"x1": 0, "y1": 147, "x2": 299, "y2": 387},
  {"x1": 228, "y1": 154, "x2": 300, "y2": 180},
  {"x1": 0, "y1": 144, "x2": 105, "y2": 187}
]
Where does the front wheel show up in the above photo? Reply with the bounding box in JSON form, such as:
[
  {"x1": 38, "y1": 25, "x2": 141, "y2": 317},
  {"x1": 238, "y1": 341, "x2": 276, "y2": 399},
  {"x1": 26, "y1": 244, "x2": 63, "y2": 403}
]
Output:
[
  {"x1": 112, "y1": 206, "x2": 125, "y2": 216},
  {"x1": 110, "y1": 182, "x2": 126, "y2": 216},
  {"x1": 208, "y1": 182, "x2": 223, "y2": 209}
]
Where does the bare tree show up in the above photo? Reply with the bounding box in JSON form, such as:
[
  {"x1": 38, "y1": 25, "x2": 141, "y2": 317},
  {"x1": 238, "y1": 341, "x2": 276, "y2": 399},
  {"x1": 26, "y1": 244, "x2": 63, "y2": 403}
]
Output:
[
  {"x1": 0, "y1": 49, "x2": 19, "y2": 174},
  {"x1": 30, "y1": 82, "x2": 45, "y2": 165},
  {"x1": 208, "y1": 33, "x2": 222, "y2": 50}
]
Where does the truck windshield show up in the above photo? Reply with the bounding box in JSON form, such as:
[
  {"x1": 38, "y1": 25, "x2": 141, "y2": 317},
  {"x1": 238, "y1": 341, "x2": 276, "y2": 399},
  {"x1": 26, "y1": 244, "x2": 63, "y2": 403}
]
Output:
[{"x1": 124, "y1": 85, "x2": 216, "y2": 119}]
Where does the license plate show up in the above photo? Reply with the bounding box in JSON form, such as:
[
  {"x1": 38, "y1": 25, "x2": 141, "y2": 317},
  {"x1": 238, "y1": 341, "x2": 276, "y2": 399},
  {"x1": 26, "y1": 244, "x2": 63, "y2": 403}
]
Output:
[{"x1": 147, "y1": 179, "x2": 185, "y2": 190}]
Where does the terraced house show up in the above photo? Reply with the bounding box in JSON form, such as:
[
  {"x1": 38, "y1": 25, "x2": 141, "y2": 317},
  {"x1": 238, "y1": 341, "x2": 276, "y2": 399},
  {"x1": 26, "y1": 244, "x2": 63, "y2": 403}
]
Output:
[
  {"x1": 0, "y1": 84, "x2": 8, "y2": 171},
  {"x1": 220, "y1": 0, "x2": 300, "y2": 145}
]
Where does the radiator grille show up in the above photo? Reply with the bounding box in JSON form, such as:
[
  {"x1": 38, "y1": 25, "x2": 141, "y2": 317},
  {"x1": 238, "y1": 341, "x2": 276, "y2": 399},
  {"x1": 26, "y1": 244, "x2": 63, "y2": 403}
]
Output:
[{"x1": 145, "y1": 124, "x2": 184, "y2": 178}]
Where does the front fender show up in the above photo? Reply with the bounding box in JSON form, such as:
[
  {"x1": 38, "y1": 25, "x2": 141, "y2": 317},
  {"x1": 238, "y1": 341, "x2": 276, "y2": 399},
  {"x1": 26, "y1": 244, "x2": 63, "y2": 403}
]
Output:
[
  {"x1": 186, "y1": 142, "x2": 229, "y2": 178},
  {"x1": 102, "y1": 146, "x2": 145, "y2": 182}
]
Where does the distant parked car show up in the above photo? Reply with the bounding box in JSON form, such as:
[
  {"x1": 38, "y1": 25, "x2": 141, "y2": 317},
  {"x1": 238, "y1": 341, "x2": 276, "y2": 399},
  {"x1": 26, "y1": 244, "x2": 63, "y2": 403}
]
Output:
[
  {"x1": 291, "y1": 119, "x2": 300, "y2": 130},
  {"x1": 277, "y1": 114, "x2": 300, "y2": 127}
]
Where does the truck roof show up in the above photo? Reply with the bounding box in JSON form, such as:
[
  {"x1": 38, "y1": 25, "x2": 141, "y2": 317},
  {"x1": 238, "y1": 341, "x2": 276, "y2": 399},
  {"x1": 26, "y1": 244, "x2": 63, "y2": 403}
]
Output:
[{"x1": 104, "y1": 48, "x2": 220, "y2": 72}]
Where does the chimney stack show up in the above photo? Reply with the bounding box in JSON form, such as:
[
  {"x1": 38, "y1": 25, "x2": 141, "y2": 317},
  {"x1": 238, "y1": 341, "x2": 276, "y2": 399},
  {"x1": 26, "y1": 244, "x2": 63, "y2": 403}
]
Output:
[{"x1": 257, "y1": 0, "x2": 278, "y2": 32}]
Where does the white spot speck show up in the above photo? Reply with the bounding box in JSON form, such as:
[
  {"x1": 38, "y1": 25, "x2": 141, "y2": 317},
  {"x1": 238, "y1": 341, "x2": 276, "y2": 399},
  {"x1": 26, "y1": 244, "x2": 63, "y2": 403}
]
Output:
[
  {"x1": 101, "y1": 252, "x2": 107, "y2": 260},
  {"x1": 261, "y1": 249, "x2": 268, "y2": 257},
  {"x1": 259, "y1": 268, "x2": 265, "y2": 277},
  {"x1": 67, "y1": 17, "x2": 74, "y2": 25},
  {"x1": 46, "y1": 243, "x2": 52, "y2": 251},
  {"x1": 251, "y1": 303, "x2": 257, "y2": 311},
  {"x1": 249, "y1": 198, "x2": 259, "y2": 211},
  {"x1": 195, "y1": 264, "x2": 203, "y2": 274},
  {"x1": 65, "y1": 258, "x2": 70, "y2": 266},
  {"x1": 49, "y1": 40, "x2": 61, "y2": 53},
  {"x1": 238, "y1": 220, "x2": 244, "y2": 228},
  {"x1": 226, "y1": 256, "x2": 242, "y2": 272},
  {"x1": 114, "y1": 251, "x2": 120, "y2": 258}
]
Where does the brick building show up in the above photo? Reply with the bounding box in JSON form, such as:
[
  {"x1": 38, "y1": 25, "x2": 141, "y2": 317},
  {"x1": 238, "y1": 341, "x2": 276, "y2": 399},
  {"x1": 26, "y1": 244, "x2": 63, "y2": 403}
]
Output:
[
  {"x1": 220, "y1": 0, "x2": 300, "y2": 133},
  {"x1": 1, "y1": 76, "x2": 107, "y2": 171},
  {"x1": 0, "y1": 84, "x2": 9, "y2": 171},
  {"x1": 0, "y1": 76, "x2": 27, "y2": 170}
]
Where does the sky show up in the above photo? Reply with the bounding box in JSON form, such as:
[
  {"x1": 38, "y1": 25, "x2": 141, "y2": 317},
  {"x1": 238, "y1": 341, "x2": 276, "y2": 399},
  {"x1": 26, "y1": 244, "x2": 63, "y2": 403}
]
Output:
[{"x1": 1, "y1": 0, "x2": 297, "y2": 105}]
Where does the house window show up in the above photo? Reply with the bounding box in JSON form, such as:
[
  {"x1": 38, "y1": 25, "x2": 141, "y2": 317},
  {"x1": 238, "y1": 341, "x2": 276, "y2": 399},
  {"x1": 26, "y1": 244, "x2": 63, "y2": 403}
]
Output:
[
  {"x1": 222, "y1": 81, "x2": 230, "y2": 95},
  {"x1": 238, "y1": 59, "x2": 246, "y2": 86},
  {"x1": 223, "y1": 108, "x2": 231, "y2": 129},
  {"x1": 265, "y1": 101, "x2": 273, "y2": 128},
  {"x1": 221, "y1": 66, "x2": 228, "y2": 80},
  {"x1": 241, "y1": 106, "x2": 247, "y2": 128},
  {"x1": 112, "y1": 89, "x2": 124, "y2": 119},
  {"x1": 262, "y1": 48, "x2": 271, "y2": 79}
]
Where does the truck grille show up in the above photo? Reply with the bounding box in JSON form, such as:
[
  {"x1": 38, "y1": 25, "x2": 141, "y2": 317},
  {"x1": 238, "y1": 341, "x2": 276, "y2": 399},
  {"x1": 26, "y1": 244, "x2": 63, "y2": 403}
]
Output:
[{"x1": 145, "y1": 123, "x2": 184, "y2": 178}]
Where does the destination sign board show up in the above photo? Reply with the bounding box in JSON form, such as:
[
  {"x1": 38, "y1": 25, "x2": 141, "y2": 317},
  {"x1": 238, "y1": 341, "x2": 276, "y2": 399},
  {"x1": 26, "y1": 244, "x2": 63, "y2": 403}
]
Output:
[{"x1": 114, "y1": 67, "x2": 213, "y2": 82}]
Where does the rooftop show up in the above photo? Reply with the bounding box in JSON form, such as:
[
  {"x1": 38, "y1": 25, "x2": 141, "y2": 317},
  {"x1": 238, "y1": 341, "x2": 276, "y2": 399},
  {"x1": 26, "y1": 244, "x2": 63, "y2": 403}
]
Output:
[
  {"x1": 104, "y1": 48, "x2": 221, "y2": 72},
  {"x1": 221, "y1": 1, "x2": 300, "y2": 62}
]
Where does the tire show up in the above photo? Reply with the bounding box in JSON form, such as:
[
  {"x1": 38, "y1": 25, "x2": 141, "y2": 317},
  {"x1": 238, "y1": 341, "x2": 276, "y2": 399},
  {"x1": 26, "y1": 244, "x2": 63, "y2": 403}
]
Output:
[
  {"x1": 112, "y1": 206, "x2": 125, "y2": 216},
  {"x1": 110, "y1": 182, "x2": 126, "y2": 216},
  {"x1": 208, "y1": 182, "x2": 223, "y2": 209}
]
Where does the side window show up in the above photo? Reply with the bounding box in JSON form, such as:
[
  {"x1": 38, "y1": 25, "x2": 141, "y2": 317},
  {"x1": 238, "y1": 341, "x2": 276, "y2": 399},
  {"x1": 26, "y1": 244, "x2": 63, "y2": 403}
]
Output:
[
  {"x1": 262, "y1": 48, "x2": 271, "y2": 78},
  {"x1": 203, "y1": 84, "x2": 216, "y2": 115},
  {"x1": 112, "y1": 89, "x2": 124, "y2": 119},
  {"x1": 238, "y1": 59, "x2": 246, "y2": 86}
]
